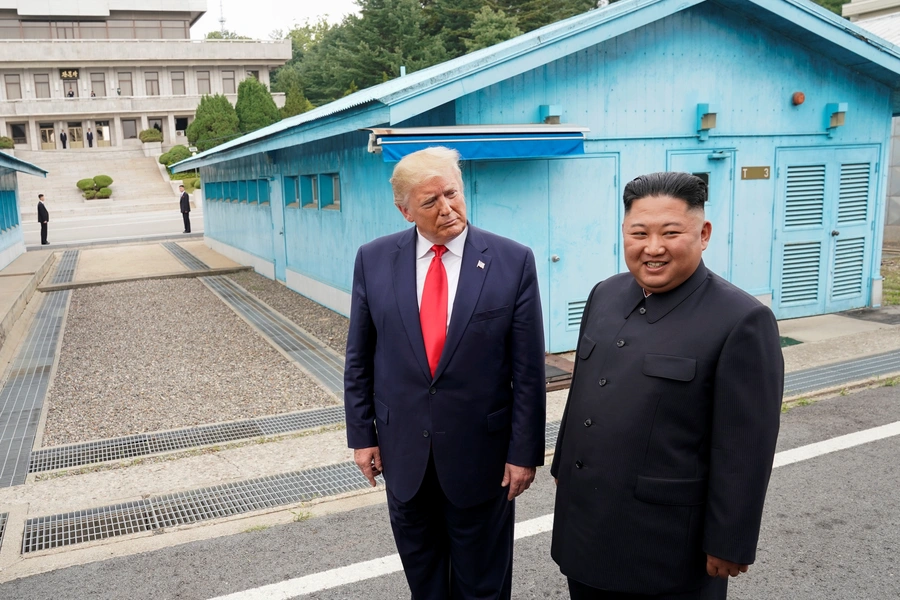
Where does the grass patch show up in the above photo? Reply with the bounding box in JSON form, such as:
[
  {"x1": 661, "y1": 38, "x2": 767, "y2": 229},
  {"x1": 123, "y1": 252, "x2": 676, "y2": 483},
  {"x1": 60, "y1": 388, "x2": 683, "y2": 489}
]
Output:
[
  {"x1": 779, "y1": 336, "x2": 803, "y2": 348},
  {"x1": 882, "y1": 255, "x2": 900, "y2": 306},
  {"x1": 244, "y1": 525, "x2": 271, "y2": 533}
]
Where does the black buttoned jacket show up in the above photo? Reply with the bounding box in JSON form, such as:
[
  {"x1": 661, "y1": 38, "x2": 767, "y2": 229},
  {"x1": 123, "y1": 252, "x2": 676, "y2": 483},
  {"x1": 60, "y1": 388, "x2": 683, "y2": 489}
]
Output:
[{"x1": 550, "y1": 262, "x2": 783, "y2": 595}]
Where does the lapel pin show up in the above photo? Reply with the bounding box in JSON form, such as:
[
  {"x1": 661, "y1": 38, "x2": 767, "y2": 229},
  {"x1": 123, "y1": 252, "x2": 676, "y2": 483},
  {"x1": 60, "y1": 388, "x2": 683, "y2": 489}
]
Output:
[{"x1": 477, "y1": 260, "x2": 485, "y2": 269}]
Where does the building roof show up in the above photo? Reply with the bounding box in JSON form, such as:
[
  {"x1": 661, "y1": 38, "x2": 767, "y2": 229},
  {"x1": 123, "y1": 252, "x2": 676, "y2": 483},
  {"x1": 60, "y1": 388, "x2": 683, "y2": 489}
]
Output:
[
  {"x1": 854, "y1": 10, "x2": 900, "y2": 43},
  {"x1": 173, "y1": 0, "x2": 900, "y2": 172},
  {"x1": 0, "y1": 152, "x2": 47, "y2": 178}
]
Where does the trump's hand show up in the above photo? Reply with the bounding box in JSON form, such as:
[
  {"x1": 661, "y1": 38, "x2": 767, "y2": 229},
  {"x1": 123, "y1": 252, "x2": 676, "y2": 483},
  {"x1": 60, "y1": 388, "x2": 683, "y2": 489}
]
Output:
[
  {"x1": 706, "y1": 555, "x2": 749, "y2": 579},
  {"x1": 501, "y1": 464, "x2": 536, "y2": 500},
  {"x1": 353, "y1": 446, "x2": 382, "y2": 487}
]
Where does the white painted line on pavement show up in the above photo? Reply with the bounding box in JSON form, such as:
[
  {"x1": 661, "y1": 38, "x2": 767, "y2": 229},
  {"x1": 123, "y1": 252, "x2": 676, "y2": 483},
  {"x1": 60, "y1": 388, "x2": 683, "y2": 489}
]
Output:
[
  {"x1": 772, "y1": 420, "x2": 900, "y2": 468},
  {"x1": 209, "y1": 420, "x2": 900, "y2": 600}
]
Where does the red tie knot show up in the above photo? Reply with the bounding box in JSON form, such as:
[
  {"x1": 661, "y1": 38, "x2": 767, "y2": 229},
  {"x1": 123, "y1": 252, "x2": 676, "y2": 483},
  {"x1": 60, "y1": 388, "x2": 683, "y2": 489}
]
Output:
[{"x1": 431, "y1": 245, "x2": 447, "y2": 259}]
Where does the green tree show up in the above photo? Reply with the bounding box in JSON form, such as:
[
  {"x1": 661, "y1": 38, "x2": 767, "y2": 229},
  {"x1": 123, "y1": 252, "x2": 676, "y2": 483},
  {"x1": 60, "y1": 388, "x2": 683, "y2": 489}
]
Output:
[
  {"x1": 235, "y1": 77, "x2": 282, "y2": 133},
  {"x1": 423, "y1": 0, "x2": 484, "y2": 57},
  {"x1": 302, "y1": 0, "x2": 447, "y2": 104},
  {"x1": 464, "y1": 6, "x2": 522, "y2": 52},
  {"x1": 270, "y1": 19, "x2": 335, "y2": 93},
  {"x1": 186, "y1": 94, "x2": 240, "y2": 151},
  {"x1": 206, "y1": 30, "x2": 251, "y2": 40},
  {"x1": 280, "y1": 84, "x2": 315, "y2": 118},
  {"x1": 489, "y1": 0, "x2": 596, "y2": 33},
  {"x1": 809, "y1": 0, "x2": 848, "y2": 13}
]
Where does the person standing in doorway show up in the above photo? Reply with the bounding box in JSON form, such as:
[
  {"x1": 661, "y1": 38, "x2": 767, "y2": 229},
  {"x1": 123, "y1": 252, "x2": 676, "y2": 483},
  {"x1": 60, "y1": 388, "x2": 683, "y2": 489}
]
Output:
[
  {"x1": 86, "y1": 129, "x2": 94, "y2": 148},
  {"x1": 179, "y1": 184, "x2": 191, "y2": 233},
  {"x1": 344, "y1": 146, "x2": 546, "y2": 600},
  {"x1": 60, "y1": 130, "x2": 67, "y2": 149},
  {"x1": 37, "y1": 194, "x2": 49, "y2": 245}
]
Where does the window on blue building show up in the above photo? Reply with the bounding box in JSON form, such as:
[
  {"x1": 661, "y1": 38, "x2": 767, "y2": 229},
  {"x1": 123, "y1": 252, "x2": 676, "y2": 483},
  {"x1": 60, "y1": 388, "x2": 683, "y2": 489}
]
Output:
[
  {"x1": 320, "y1": 173, "x2": 340, "y2": 211},
  {"x1": 301, "y1": 175, "x2": 318, "y2": 208},
  {"x1": 284, "y1": 176, "x2": 299, "y2": 208}
]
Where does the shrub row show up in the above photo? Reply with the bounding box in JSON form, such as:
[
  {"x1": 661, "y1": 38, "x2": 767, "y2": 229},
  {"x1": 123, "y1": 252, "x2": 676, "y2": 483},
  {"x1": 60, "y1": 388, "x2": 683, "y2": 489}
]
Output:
[
  {"x1": 139, "y1": 128, "x2": 163, "y2": 143},
  {"x1": 158, "y1": 145, "x2": 192, "y2": 167}
]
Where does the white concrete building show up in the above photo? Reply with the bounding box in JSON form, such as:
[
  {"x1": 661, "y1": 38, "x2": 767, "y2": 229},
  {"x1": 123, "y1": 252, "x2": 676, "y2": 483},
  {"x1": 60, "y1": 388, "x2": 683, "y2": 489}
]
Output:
[{"x1": 0, "y1": 0, "x2": 291, "y2": 151}]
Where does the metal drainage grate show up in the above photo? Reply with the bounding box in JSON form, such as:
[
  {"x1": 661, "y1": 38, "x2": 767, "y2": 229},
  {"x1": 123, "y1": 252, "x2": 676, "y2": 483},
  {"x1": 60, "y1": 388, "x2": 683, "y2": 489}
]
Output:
[
  {"x1": 51, "y1": 249, "x2": 79, "y2": 284},
  {"x1": 29, "y1": 406, "x2": 346, "y2": 473},
  {"x1": 0, "y1": 289, "x2": 71, "y2": 487},
  {"x1": 0, "y1": 512, "x2": 8, "y2": 550},
  {"x1": 162, "y1": 241, "x2": 208, "y2": 271},
  {"x1": 784, "y1": 348, "x2": 900, "y2": 397},
  {"x1": 22, "y1": 462, "x2": 373, "y2": 553}
]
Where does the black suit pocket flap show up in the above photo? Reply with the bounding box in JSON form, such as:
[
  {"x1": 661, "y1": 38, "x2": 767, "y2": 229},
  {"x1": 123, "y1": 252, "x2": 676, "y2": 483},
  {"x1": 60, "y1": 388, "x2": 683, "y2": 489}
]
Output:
[
  {"x1": 486, "y1": 406, "x2": 511, "y2": 432},
  {"x1": 471, "y1": 306, "x2": 511, "y2": 322},
  {"x1": 374, "y1": 398, "x2": 389, "y2": 424},
  {"x1": 642, "y1": 354, "x2": 696, "y2": 381},
  {"x1": 634, "y1": 476, "x2": 706, "y2": 506},
  {"x1": 577, "y1": 335, "x2": 596, "y2": 360}
]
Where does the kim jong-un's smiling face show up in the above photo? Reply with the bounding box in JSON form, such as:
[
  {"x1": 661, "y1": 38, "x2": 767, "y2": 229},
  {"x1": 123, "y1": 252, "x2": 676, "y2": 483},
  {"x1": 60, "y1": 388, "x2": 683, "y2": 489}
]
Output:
[{"x1": 622, "y1": 194, "x2": 711, "y2": 294}]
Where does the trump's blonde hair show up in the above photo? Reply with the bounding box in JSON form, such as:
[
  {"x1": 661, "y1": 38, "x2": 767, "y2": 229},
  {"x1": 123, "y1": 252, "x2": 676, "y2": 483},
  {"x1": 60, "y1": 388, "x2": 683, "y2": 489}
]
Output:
[{"x1": 390, "y1": 146, "x2": 463, "y2": 207}]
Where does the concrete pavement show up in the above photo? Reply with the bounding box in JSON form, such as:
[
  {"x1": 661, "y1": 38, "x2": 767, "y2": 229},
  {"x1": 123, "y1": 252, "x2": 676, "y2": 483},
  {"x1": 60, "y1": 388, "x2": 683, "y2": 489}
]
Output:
[{"x1": 0, "y1": 241, "x2": 897, "y2": 582}]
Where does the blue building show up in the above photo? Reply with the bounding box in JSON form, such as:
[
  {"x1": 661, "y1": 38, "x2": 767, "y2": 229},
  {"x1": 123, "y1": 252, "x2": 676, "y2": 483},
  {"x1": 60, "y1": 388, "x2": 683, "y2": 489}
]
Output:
[
  {"x1": 174, "y1": 0, "x2": 900, "y2": 353},
  {"x1": 0, "y1": 152, "x2": 45, "y2": 268}
]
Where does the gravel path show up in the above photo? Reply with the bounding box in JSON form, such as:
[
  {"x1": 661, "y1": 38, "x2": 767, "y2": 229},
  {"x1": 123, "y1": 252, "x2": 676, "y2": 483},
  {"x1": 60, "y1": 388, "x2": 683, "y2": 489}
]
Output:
[
  {"x1": 42, "y1": 278, "x2": 338, "y2": 447},
  {"x1": 227, "y1": 271, "x2": 349, "y2": 355}
]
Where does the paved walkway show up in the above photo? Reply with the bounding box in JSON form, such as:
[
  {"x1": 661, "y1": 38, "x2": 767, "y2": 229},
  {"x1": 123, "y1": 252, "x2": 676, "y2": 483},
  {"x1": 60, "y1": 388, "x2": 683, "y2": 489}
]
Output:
[{"x1": 0, "y1": 241, "x2": 897, "y2": 581}]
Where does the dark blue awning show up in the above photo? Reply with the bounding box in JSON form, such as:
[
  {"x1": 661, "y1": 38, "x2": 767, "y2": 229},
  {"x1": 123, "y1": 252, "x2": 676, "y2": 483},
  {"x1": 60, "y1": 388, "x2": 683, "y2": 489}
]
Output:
[{"x1": 366, "y1": 125, "x2": 589, "y2": 162}]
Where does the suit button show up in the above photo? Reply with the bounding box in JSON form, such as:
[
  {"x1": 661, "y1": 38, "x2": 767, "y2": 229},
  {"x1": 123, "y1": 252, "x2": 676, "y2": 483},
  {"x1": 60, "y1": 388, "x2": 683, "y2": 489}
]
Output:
[
  {"x1": 639, "y1": 307, "x2": 647, "y2": 315},
  {"x1": 423, "y1": 430, "x2": 430, "y2": 438},
  {"x1": 584, "y1": 418, "x2": 592, "y2": 427},
  {"x1": 616, "y1": 339, "x2": 625, "y2": 347},
  {"x1": 599, "y1": 378, "x2": 607, "y2": 386},
  {"x1": 429, "y1": 387, "x2": 436, "y2": 395},
  {"x1": 575, "y1": 460, "x2": 584, "y2": 469}
]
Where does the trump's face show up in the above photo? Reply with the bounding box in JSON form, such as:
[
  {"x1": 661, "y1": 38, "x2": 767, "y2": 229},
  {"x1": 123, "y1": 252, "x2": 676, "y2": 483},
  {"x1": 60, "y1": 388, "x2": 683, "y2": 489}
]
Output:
[
  {"x1": 398, "y1": 173, "x2": 467, "y2": 246},
  {"x1": 622, "y1": 194, "x2": 711, "y2": 294}
]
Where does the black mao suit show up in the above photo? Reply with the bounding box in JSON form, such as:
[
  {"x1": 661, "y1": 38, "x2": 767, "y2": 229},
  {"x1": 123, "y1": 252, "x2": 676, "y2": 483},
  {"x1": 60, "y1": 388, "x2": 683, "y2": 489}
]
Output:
[{"x1": 551, "y1": 261, "x2": 783, "y2": 598}]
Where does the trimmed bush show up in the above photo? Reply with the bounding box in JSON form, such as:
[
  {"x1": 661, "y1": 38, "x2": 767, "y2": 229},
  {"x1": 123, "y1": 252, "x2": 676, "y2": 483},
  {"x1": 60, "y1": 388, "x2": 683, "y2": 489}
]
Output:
[
  {"x1": 158, "y1": 145, "x2": 192, "y2": 167},
  {"x1": 139, "y1": 128, "x2": 163, "y2": 143},
  {"x1": 96, "y1": 187, "x2": 112, "y2": 199},
  {"x1": 0, "y1": 136, "x2": 14, "y2": 149},
  {"x1": 77, "y1": 178, "x2": 96, "y2": 191},
  {"x1": 83, "y1": 189, "x2": 97, "y2": 200},
  {"x1": 93, "y1": 175, "x2": 113, "y2": 188}
]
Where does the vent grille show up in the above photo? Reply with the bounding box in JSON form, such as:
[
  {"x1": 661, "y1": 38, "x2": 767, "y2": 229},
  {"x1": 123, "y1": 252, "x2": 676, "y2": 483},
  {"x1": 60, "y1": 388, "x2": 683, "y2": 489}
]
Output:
[
  {"x1": 780, "y1": 242, "x2": 821, "y2": 304},
  {"x1": 51, "y1": 250, "x2": 80, "y2": 284},
  {"x1": 831, "y1": 237, "x2": 866, "y2": 300},
  {"x1": 29, "y1": 406, "x2": 346, "y2": 473},
  {"x1": 567, "y1": 300, "x2": 586, "y2": 330},
  {"x1": 784, "y1": 165, "x2": 825, "y2": 228},
  {"x1": 0, "y1": 512, "x2": 7, "y2": 550},
  {"x1": 837, "y1": 163, "x2": 869, "y2": 224}
]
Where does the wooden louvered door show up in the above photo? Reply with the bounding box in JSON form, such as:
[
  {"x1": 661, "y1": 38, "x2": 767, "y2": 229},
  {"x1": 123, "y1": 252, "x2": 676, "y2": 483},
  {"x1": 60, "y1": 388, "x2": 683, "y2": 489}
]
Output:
[{"x1": 773, "y1": 147, "x2": 878, "y2": 319}]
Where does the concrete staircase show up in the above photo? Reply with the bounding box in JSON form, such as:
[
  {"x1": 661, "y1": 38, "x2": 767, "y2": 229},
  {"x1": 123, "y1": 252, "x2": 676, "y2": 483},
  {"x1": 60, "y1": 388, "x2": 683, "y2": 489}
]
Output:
[{"x1": 16, "y1": 147, "x2": 190, "y2": 218}]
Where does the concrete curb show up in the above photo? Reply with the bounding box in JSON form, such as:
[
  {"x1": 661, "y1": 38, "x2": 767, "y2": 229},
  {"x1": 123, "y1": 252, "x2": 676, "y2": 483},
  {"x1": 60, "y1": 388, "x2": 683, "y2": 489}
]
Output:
[
  {"x1": 25, "y1": 231, "x2": 204, "y2": 252},
  {"x1": 0, "y1": 252, "x2": 54, "y2": 350},
  {"x1": 37, "y1": 266, "x2": 253, "y2": 292}
]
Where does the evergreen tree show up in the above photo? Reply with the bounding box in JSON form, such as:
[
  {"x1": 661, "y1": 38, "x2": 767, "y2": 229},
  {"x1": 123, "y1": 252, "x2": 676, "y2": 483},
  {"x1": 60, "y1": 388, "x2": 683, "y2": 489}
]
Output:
[
  {"x1": 423, "y1": 0, "x2": 484, "y2": 58},
  {"x1": 464, "y1": 6, "x2": 522, "y2": 52},
  {"x1": 186, "y1": 94, "x2": 240, "y2": 152},
  {"x1": 489, "y1": 0, "x2": 596, "y2": 33},
  {"x1": 281, "y1": 84, "x2": 315, "y2": 118},
  {"x1": 235, "y1": 77, "x2": 282, "y2": 133}
]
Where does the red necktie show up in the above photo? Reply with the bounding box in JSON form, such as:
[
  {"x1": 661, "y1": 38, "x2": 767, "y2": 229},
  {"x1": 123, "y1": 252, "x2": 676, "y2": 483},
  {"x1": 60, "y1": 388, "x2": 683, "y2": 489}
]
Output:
[{"x1": 420, "y1": 245, "x2": 448, "y2": 377}]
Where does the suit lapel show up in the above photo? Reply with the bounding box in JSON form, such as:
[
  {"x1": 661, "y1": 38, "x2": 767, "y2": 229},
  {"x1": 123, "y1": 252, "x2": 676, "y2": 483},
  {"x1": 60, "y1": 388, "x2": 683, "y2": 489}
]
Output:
[
  {"x1": 392, "y1": 227, "x2": 432, "y2": 381},
  {"x1": 433, "y1": 226, "x2": 490, "y2": 381}
]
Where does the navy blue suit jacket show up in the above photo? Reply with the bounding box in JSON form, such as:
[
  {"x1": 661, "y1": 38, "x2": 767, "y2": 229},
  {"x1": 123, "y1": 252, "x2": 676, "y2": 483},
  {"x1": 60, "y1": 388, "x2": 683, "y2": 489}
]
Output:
[{"x1": 344, "y1": 224, "x2": 546, "y2": 508}]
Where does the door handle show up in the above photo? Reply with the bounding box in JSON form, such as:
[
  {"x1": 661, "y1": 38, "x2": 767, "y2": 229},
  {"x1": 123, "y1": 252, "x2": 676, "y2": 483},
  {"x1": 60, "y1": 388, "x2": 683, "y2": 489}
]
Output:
[
  {"x1": 551, "y1": 255, "x2": 560, "y2": 263},
  {"x1": 831, "y1": 230, "x2": 840, "y2": 237}
]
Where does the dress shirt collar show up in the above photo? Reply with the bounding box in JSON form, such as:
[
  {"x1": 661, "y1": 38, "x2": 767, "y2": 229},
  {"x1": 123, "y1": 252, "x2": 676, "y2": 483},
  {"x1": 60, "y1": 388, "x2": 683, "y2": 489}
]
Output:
[
  {"x1": 415, "y1": 226, "x2": 468, "y2": 259},
  {"x1": 623, "y1": 260, "x2": 710, "y2": 323}
]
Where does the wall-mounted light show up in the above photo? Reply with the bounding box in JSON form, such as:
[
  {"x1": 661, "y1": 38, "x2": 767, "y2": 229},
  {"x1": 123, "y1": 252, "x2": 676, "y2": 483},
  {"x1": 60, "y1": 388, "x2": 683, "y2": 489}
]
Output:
[
  {"x1": 539, "y1": 104, "x2": 562, "y2": 124},
  {"x1": 792, "y1": 92, "x2": 805, "y2": 106},
  {"x1": 825, "y1": 102, "x2": 847, "y2": 137},
  {"x1": 697, "y1": 103, "x2": 717, "y2": 141}
]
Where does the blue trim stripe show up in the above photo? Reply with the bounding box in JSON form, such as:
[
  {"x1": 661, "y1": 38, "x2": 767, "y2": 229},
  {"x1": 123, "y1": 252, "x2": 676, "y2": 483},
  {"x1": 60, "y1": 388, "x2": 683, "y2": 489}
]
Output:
[{"x1": 378, "y1": 133, "x2": 585, "y2": 162}]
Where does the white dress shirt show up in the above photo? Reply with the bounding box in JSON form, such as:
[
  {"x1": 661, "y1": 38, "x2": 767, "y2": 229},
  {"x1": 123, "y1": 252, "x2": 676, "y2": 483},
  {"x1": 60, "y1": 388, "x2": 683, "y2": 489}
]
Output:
[{"x1": 416, "y1": 227, "x2": 468, "y2": 329}]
